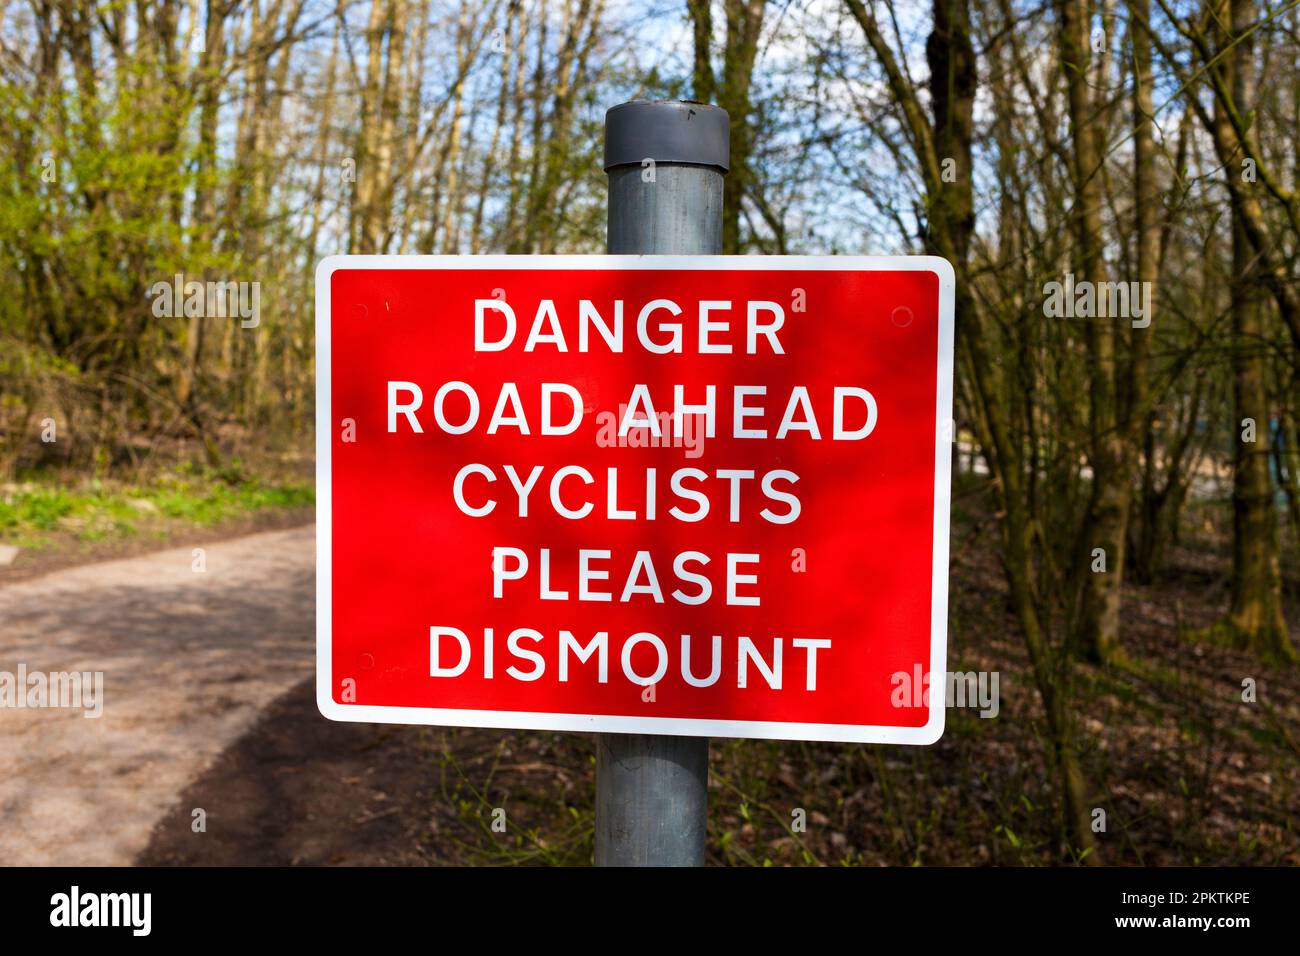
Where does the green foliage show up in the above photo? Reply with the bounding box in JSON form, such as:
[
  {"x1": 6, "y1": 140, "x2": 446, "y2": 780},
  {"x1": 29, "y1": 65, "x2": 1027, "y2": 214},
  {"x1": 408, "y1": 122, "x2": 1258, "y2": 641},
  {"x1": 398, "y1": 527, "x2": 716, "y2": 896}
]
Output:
[
  {"x1": 0, "y1": 487, "x2": 77, "y2": 531},
  {"x1": 0, "y1": 474, "x2": 313, "y2": 546}
]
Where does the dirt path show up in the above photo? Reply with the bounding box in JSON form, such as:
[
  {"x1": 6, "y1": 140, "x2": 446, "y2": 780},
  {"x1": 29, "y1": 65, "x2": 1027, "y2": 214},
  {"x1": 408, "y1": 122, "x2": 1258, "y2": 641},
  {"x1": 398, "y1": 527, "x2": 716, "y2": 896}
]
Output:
[{"x1": 0, "y1": 525, "x2": 315, "y2": 866}]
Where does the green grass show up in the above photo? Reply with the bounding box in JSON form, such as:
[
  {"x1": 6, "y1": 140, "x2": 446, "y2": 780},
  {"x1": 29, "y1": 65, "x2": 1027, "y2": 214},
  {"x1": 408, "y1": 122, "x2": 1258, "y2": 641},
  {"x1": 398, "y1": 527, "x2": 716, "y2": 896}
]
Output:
[{"x1": 0, "y1": 475, "x2": 314, "y2": 548}]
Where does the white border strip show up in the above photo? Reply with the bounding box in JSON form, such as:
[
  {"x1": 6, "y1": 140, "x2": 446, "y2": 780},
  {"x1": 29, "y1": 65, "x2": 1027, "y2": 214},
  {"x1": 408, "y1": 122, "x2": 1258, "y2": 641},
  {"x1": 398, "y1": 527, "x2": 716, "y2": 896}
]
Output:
[{"x1": 315, "y1": 255, "x2": 954, "y2": 744}]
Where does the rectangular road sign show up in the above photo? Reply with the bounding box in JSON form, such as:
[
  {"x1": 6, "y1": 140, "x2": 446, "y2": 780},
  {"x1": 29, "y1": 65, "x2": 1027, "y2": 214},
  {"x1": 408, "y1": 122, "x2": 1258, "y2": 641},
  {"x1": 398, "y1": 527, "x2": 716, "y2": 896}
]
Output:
[{"x1": 316, "y1": 255, "x2": 954, "y2": 743}]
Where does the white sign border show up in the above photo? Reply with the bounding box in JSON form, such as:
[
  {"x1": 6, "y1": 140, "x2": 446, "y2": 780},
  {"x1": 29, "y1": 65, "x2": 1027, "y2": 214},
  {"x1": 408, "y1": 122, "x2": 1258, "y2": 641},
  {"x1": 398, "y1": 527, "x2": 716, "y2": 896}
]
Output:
[{"x1": 315, "y1": 254, "x2": 954, "y2": 744}]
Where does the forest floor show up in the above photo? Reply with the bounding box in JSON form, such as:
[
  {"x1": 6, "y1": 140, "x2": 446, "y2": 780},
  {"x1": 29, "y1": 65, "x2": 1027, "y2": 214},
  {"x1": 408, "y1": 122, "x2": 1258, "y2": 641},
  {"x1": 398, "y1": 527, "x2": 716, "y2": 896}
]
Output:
[{"x1": 133, "y1": 494, "x2": 1300, "y2": 867}]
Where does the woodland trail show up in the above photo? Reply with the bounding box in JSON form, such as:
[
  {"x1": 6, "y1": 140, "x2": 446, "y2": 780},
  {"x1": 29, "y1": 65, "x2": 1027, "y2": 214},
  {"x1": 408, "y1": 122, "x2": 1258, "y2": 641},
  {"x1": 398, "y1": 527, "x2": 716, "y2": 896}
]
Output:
[{"x1": 0, "y1": 526, "x2": 315, "y2": 865}]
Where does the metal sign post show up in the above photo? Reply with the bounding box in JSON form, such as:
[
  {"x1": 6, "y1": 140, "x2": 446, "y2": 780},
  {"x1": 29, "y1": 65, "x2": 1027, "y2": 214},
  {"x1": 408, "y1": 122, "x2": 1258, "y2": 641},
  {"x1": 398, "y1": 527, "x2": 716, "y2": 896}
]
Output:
[{"x1": 594, "y1": 100, "x2": 729, "y2": 866}]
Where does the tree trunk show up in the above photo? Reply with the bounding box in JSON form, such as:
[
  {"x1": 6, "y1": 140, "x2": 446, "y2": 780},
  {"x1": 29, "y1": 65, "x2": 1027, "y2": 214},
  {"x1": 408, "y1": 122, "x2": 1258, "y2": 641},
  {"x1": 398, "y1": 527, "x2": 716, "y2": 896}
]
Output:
[
  {"x1": 1216, "y1": 0, "x2": 1296, "y2": 663},
  {"x1": 1057, "y1": 0, "x2": 1131, "y2": 666}
]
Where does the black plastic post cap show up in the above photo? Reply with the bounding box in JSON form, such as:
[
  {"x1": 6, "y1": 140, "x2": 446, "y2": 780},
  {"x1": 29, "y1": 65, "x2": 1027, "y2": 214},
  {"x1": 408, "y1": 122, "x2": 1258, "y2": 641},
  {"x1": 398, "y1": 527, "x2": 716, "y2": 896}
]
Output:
[{"x1": 603, "y1": 100, "x2": 730, "y2": 172}]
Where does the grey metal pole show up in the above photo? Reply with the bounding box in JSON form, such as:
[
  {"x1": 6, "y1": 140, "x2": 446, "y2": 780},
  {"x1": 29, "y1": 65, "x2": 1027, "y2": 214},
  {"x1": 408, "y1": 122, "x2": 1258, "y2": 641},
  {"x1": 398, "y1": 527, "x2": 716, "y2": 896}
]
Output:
[{"x1": 595, "y1": 100, "x2": 728, "y2": 867}]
